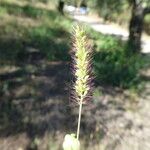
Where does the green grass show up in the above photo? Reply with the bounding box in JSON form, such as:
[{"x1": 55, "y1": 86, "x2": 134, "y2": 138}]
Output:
[
  {"x1": 83, "y1": 26, "x2": 145, "y2": 88},
  {"x1": 0, "y1": 1, "x2": 72, "y2": 63},
  {"x1": 0, "y1": 0, "x2": 148, "y2": 88}
]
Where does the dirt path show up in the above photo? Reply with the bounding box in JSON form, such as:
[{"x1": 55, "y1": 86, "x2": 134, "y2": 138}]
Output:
[{"x1": 73, "y1": 14, "x2": 150, "y2": 53}]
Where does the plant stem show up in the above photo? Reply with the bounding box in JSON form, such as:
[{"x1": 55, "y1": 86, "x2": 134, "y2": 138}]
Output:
[{"x1": 77, "y1": 99, "x2": 83, "y2": 140}]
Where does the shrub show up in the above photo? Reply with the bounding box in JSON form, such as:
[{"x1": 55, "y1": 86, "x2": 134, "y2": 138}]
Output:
[{"x1": 93, "y1": 38, "x2": 143, "y2": 88}]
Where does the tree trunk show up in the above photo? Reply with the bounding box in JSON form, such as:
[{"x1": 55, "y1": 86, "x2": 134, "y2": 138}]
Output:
[
  {"x1": 128, "y1": 2, "x2": 144, "y2": 52},
  {"x1": 58, "y1": 0, "x2": 64, "y2": 15}
]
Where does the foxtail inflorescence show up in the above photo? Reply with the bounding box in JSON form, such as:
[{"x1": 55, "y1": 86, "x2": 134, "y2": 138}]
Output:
[
  {"x1": 63, "y1": 25, "x2": 93, "y2": 150},
  {"x1": 72, "y1": 25, "x2": 93, "y2": 140},
  {"x1": 72, "y1": 25, "x2": 93, "y2": 105}
]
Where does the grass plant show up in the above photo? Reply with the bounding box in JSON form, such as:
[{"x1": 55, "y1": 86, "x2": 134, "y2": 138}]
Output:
[{"x1": 63, "y1": 25, "x2": 93, "y2": 150}]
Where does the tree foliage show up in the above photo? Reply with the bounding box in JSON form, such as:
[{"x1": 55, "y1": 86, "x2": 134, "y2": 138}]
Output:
[{"x1": 93, "y1": 0, "x2": 150, "y2": 52}]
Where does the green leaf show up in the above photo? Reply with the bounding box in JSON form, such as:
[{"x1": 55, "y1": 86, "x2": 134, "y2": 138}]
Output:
[{"x1": 63, "y1": 134, "x2": 80, "y2": 150}]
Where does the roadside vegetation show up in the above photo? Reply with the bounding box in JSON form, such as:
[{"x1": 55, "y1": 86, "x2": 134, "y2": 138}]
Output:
[
  {"x1": 0, "y1": 0, "x2": 149, "y2": 150},
  {"x1": 0, "y1": 0, "x2": 148, "y2": 88}
]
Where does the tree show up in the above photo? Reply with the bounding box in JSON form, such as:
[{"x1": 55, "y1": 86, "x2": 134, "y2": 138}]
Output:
[
  {"x1": 128, "y1": 0, "x2": 150, "y2": 52},
  {"x1": 94, "y1": 0, "x2": 150, "y2": 53},
  {"x1": 94, "y1": 0, "x2": 124, "y2": 20},
  {"x1": 76, "y1": 0, "x2": 84, "y2": 8},
  {"x1": 58, "y1": 0, "x2": 65, "y2": 14}
]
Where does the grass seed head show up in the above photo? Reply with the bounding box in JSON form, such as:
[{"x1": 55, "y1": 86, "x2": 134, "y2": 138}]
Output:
[{"x1": 72, "y1": 25, "x2": 93, "y2": 104}]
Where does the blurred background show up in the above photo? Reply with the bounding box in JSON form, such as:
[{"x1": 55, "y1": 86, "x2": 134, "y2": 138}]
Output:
[{"x1": 0, "y1": 0, "x2": 150, "y2": 149}]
